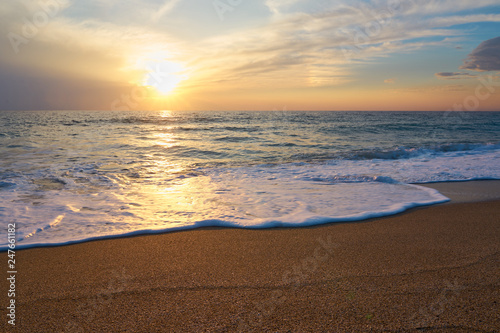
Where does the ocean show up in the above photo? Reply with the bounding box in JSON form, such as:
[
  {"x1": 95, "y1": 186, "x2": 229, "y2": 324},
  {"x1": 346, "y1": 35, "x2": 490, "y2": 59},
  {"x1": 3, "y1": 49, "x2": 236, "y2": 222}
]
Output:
[{"x1": 1, "y1": 110, "x2": 499, "y2": 250}]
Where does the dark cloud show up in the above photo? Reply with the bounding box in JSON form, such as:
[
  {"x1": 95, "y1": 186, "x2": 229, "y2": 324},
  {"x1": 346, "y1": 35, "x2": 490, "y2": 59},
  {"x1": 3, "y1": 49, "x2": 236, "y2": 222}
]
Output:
[
  {"x1": 461, "y1": 36, "x2": 500, "y2": 71},
  {"x1": 0, "y1": 64, "x2": 130, "y2": 110},
  {"x1": 434, "y1": 72, "x2": 477, "y2": 79}
]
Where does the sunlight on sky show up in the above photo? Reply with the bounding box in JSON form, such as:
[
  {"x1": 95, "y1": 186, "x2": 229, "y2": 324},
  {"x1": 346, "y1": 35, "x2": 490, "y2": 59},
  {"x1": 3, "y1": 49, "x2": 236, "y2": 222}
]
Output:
[
  {"x1": 136, "y1": 51, "x2": 188, "y2": 97},
  {"x1": 0, "y1": 0, "x2": 499, "y2": 110}
]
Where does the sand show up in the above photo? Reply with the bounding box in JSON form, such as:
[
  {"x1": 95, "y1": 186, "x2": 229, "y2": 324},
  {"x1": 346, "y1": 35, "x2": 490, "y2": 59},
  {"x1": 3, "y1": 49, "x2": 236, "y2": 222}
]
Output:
[
  {"x1": 1, "y1": 182, "x2": 499, "y2": 332},
  {"x1": 419, "y1": 180, "x2": 500, "y2": 203}
]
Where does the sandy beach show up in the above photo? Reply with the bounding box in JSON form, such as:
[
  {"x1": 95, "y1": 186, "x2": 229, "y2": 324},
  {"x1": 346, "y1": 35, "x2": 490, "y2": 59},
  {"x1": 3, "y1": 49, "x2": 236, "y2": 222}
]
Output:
[{"x1": 2, "y1": 181, "x2": 499, "y2": 332}]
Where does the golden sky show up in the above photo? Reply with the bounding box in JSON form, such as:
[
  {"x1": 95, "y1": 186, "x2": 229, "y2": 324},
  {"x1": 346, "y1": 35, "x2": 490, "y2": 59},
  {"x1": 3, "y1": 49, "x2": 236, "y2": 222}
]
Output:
[{"x1": 1, "y1": 0, "x2": 500, "y2": 111}]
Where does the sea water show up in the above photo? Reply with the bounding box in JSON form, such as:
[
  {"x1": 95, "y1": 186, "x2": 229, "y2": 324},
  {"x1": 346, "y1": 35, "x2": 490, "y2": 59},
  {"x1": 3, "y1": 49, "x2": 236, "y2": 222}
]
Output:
[{"x1": 1, "y1": 110, "x2": 499, "y2": 250}]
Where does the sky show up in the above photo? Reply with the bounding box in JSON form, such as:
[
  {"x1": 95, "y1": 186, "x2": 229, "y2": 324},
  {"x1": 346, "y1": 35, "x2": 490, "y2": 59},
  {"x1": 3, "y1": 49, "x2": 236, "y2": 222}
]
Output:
[{"x1": 1, "y1": 0, "x2": 500, "y2": 111}]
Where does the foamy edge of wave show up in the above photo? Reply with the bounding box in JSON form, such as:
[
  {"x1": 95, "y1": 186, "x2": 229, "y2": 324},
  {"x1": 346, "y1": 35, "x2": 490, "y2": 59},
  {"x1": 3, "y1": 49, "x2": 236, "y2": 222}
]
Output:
[{"x1": 0, "y1": 185, "x2": 449, "y2": 252}]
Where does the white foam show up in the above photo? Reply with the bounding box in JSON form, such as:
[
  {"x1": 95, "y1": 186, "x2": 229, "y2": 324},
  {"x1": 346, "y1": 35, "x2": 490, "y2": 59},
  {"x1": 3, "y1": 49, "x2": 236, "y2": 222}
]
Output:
[{"x1": 22, "y1": 214, "x2": 65, "y2": 240}]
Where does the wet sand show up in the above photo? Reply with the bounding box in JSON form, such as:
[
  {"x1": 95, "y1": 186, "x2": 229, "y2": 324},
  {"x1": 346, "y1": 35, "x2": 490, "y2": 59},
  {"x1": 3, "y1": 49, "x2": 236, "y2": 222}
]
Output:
[{"x1": 418, "y1": 179, "x2": 500, "y2": 203}]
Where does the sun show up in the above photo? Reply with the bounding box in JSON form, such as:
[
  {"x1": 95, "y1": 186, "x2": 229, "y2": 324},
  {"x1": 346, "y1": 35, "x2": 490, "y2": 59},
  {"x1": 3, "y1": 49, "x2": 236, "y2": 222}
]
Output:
[
  {"x1": 144, "y1": 60, "x2": 185, "y2": 95},
  {"x1": 137, "y1": 52, "x2": 187, "y2": 96}
]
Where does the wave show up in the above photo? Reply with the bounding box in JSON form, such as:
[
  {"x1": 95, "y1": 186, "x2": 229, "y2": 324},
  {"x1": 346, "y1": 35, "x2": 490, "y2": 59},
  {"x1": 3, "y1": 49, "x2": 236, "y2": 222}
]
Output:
[
  {"x1": 214, "y1": 136, "x2": 256, "y2": 142},
  {"x1": 299, "y1": 175, "x2": 401, "y2": 184},
  {"x1": 0, "y1": 181, "x2": 16, "y2": 189},
  {"x1": 1, "y1": 185, "x2": 448, "y2": 251},
  {"x1": 20, "y1": 214, "x2": 65, "y2": 241},
  {"x1": 311, "y1": 142, "x2": 500, "y2": 162}
]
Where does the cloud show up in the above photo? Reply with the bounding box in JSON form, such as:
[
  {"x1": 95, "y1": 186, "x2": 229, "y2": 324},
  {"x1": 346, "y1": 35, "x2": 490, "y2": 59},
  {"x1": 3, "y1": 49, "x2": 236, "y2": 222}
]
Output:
[
  {"x1": 435, "y1": 72, "x2": 477, "y2": 79},
  {"x1": 265, "y1": 0, "x2": 301, "y2": 15},
  {"x1": 152, "y1": 0, "x2": 183, "y2": 22},
  {"x1": 404, "y1": 0, "x2": 500, "y2": 15},
  {"x1": 0, "y1": 62, "x2": 132, "y2": 110},
  {"x1": 461, "y1": 36, "x2": 500, "y2": 71},
  {"x1": 187, "y1": 0, "x2": 500, "y2": 90},
  {"x1": 184, "y1": 0, "x2": 495, "y2": 90},
  {"x1": 384, "y1": 78, "x2": 396, "y2": 84},
  {"x1": 435, "y1": 84, "x2": 467, "y2": 92}
]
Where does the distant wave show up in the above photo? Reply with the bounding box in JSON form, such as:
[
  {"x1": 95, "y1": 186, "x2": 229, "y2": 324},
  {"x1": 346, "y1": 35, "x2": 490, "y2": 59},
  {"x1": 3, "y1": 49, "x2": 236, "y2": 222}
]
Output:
[{"x1": 296, "y1": 142, "x2": 500, "y2": 162}]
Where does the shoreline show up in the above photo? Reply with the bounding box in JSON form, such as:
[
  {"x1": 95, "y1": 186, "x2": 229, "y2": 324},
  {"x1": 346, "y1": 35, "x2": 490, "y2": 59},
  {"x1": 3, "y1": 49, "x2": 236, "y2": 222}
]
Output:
[
  {"x1": 4, "y1": 180, "x2": 500, "y2": 253},
  {"x1": 418, "y1": 179, "x2": 500, "y2": 203},
  {"x1": 1, "y1": 181, "x2": 499, "y2": 332}
]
